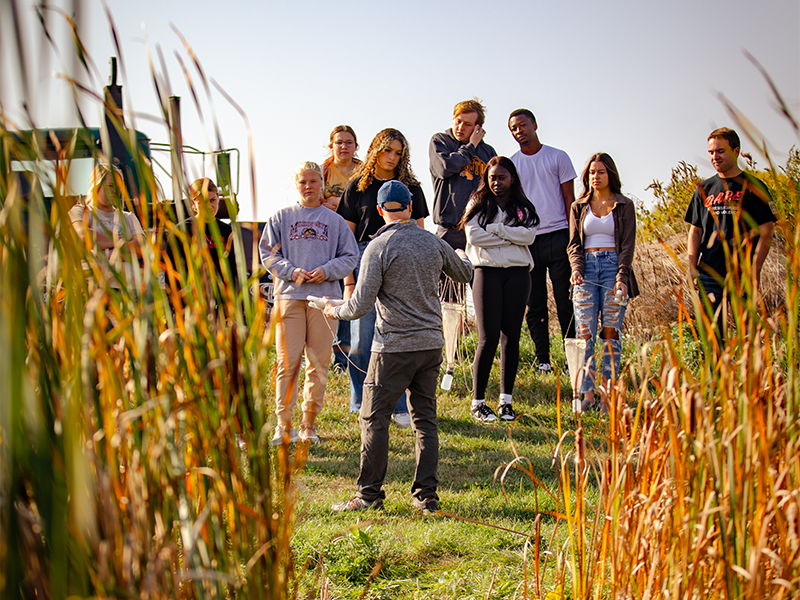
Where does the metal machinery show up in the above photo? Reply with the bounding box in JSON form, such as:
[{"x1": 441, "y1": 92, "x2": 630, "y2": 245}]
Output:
[{"x1": 1, "y1": 57, "x2": 273, "y2": 306}]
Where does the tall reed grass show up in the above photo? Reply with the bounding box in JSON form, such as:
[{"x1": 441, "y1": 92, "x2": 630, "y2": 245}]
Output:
[
  {"x1": 3, "y1": 3, "x2": 798, "y2": 598},
  {"x1": 497, "y1": 80, "x2": 800, "y2": 599},
  {"x1": 0, "y1": 5, "x2": 297, "y2": 598}
]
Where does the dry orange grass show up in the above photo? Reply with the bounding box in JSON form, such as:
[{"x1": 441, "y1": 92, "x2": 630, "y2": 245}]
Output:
[
  {"x1": 536, "y1": 231, "x2": 788, "y2": 341},
  {"x1": 626, "y1": 233, "x2": 786, "y2": 338}
]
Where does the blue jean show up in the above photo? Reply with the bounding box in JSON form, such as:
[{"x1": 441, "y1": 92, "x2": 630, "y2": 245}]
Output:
[
  {"x1": 332, "y1": 281, "x2": 351, "y2": 369},
  {"x1": 348, "y1": 242, "x2": 408, "y2": 414},
  {"x1": 572, "y1": 251, "x2": 627, "y2": 394}
]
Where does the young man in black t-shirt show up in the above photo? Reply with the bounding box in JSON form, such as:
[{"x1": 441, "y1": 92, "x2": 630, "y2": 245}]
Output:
[{"x1": 684, "y1": 127, "x2": 776, "y2": 339}]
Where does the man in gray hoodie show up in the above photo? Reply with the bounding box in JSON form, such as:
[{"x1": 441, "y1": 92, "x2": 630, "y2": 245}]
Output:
[{"x1": 325, "y1": 181, "x2": 473, "y2": 514}]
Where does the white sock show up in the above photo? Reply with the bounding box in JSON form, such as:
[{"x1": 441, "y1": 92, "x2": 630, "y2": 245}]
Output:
[
  {"x1": 499, "y1": 394, "x2": 512, "y2": 406},
  {"x1": 471, "y1": 399, "x2": 486, "y2": 409}
]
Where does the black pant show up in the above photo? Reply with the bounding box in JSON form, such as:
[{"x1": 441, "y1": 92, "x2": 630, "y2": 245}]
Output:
[
  {"x1": 472, "y1": 266, "x2": 531, "y2": 399},
  {"x1": 357, "y1": 348, "x2": 443, "y2": 502},
  {"x1": 526, "y1": 229, "x2": 575, "y2": 363},
  {"x1": 437, "y1": 226, "x2": 467, "y2": 303}
]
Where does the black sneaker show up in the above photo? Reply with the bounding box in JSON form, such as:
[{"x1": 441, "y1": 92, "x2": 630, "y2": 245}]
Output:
[
  {"x1": 331, "y1": 497, "x2": 384, "y2": 512},
  {"x1": 412, "y1": 497, "x2": 439, "y2": 515},
  {"x1": 498, "y1": 403, "x2": 516, "y2": 422},
  {"x1": 330, "y1": 362, "x2": 347, "y2": 375},
  {"x1": 470, "y1": 403, "x2": 498, "y2": 423}
]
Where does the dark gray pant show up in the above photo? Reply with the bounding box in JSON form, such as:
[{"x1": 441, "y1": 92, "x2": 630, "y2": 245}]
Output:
[
  {"x1": 698, "y1": 272, "x2": 727, "y2": 342},
  {"x1": 356, "y1": 348, "x2": 443, "y2": 502}
]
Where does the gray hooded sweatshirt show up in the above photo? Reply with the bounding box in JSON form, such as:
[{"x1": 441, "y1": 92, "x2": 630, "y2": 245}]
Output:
[{"x1": 333, "y1": 220, "x2": 472, "y2": 353}]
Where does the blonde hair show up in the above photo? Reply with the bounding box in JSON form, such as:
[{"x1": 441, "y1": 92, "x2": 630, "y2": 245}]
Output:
[
  {"x1": 294, "y1": 161, "x2": 324, "y2": 184},
  {"x1": 189, "y1": 177, "x2": 218, "y2": 202},
  {"x1": 355, "y1": 128, "x2": 419, "y2": 192},
  {"x1": 85, "y1": 162, "x2": 126, "y2": 207}
]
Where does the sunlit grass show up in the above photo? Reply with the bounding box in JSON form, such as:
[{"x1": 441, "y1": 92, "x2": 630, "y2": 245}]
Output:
[
  {"x1": 2, "y1": 2, "x2": 800, "y2": 599},
  {"x1": 0, "y1": 5, "x2": 296, "y2": 598}
]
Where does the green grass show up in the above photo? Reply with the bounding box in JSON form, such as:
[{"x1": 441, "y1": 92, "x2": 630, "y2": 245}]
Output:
[
  {"x1": 4, "y1": 13, "x2": 796, "y2": 596},
  {"x1": 276, "y1": 332, "x2": 607, "y2": 600}
]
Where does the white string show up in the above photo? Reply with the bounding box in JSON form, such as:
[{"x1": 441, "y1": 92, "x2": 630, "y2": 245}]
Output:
[
  {"x1": 440, "y1": 274, "x2": 474, "y2": 393},
  {"x1": 320, "y1": 310, "x2": 369, "y2": 375}
]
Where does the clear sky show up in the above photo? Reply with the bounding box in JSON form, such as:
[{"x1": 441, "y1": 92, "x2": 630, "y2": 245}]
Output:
[{"x1": 3, "y1": 0, "x2": 798, "y2": 222}]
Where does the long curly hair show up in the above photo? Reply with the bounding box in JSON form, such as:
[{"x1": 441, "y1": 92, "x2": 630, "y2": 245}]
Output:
[
  {"x1": 459, "y1": 156, "x2": 539, "y2": 229},
  {"x1": 355, "y1": 128, "x2": 419, "y2": 191}
]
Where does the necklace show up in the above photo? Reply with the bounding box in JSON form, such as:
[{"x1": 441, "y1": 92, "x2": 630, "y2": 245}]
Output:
[
  {"x1": 335, "y1": 161, "x2": 356, "y2": 174},
  {"x1": 590, "y1": 193, "x2": 615, "y2": 217}
]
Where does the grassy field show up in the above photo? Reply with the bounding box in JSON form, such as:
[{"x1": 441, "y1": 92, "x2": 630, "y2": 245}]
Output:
[
  {"x1": 3, "y1": 13, "x2": 798, "y2": 597},
  {"x1": 284, "y1": 331, "x2": 607, "y2": 600}
]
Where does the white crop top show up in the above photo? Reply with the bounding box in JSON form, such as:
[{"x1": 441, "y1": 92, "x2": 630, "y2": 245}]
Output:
[{"x1": 583, "y1": 210, "x2": 615, "y2": 248}]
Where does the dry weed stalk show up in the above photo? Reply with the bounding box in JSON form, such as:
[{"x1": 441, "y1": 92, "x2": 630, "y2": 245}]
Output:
[
  {"x1": 498, "y1": 101, "x2": 798, "y2": 599},
  {"x1": 499, "y1": 264, "x2": 798, "y2": 599},
  {"x1": 0, "y1": 10, "x2": 298, "y2": 599}
]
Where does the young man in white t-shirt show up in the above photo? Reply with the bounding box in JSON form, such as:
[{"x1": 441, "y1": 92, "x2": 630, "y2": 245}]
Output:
[{"x1": 508, "y1": 109, "x2": 576, "y2": 371}]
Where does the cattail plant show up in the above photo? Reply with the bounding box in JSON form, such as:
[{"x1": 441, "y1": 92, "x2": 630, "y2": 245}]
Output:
[
  {"x1": 0, "y1": 6, "x2": 298, "y2": 599},
  {"x1": 496, "y1": 81, "x2": 799, "y2": 599}
]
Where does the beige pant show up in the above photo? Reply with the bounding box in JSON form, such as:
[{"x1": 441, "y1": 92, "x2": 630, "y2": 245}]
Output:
[{"x1": 273, "y1": 299, "x2": 336, "y2": 424}]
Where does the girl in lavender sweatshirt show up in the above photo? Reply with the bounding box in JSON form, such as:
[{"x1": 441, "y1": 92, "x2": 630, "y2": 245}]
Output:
[{"x1": 260, "y1": 162, "x2": 358, "y2": 444}]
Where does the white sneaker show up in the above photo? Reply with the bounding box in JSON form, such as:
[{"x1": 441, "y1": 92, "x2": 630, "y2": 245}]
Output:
[
  {"x1": 498, "y1": 403, "x2": 516, "y2": 422},
  {"x1": 270, "y1": 425, "x2": 299, "y2": 446},
  {"x1": 392, "y1": 412, "x2": 412, "y2": 428},
  {"x1": 471, "y1": 403, "x2": 498, "y2": 423},
  {"x1": 538, "y1": 362, "x2": 552, "y2": 373},
  {"x1": 298, "y1": 424, "x2": 320, "y2": 443}
]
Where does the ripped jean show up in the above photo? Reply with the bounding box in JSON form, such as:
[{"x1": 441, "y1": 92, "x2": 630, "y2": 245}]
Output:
[{"x1": 572, "y1": 251, "x2": 627, "y2": 394}]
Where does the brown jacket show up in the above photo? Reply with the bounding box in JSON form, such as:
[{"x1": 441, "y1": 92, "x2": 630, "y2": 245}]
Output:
[{"x1": 567, "y1": 193, "x2": 639, "y2": 298}]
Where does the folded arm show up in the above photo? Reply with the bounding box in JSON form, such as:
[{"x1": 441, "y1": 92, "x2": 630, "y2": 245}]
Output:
[{"x1": 485, "y1": 222, "x2": 536, "y2": 246}]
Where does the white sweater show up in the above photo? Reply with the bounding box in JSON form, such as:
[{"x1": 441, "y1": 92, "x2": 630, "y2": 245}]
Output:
[{"x1": 464, "y1": 207, "x2": 537, "y2": 270}]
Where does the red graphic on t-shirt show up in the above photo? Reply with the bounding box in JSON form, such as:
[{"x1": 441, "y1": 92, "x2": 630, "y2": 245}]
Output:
[
  {"x1": 704, "y1": 190, "x2": 742, "y2": 216},
  {"x1": 289, "y1": 221, "x2": 329, "y2": 241},
  {"x1": 704, "y1": 190, "x2": 742, "y2": 208}
]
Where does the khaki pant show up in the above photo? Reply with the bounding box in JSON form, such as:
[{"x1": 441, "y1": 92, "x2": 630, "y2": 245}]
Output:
[{"x1": 273, "y1": 299, "x2": 336, "y2": 424}]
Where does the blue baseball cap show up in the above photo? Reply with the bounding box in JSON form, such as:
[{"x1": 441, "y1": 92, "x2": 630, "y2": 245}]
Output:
[{"x1": 377, "y1": 180, "x2": 412, "y2": 212}]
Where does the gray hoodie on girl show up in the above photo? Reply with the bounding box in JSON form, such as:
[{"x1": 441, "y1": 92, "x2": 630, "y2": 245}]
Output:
[{"x1": 260, "y1": 203, "x2": 358, "y2": 300}]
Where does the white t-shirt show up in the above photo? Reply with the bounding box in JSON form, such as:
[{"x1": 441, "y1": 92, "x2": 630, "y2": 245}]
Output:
[
  {"x1": 69, "y1": 203, "x2": 144, "y2": 240},
  {"x1": 511, "y1": 145, "x2": 576, "y2": 235},
  {"x1": 583, "y1": 209, "x2": 616, "y2": 248},
  {"x1": 68, "y1": 203, "x2": 145, "y2": 287}
]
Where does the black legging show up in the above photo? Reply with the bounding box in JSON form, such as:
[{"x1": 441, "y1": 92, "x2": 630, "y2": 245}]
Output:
[{"x1": 472, "y1": 266, "x2": 531, "y2": 400}]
